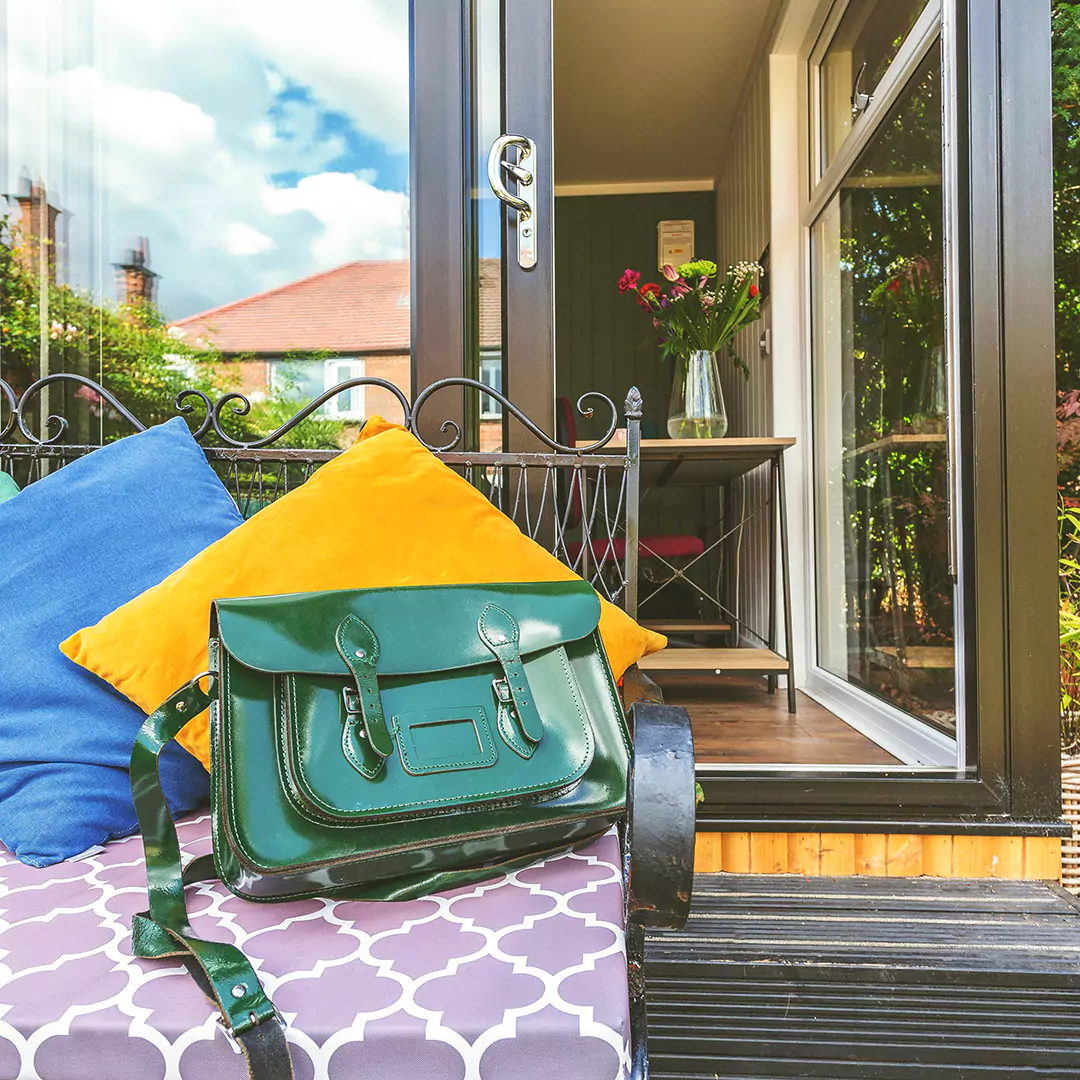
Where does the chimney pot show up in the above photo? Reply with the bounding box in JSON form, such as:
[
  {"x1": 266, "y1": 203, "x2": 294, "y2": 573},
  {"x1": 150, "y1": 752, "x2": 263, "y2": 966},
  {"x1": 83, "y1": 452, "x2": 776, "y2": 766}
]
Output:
[{"x1": 113, "y1": 235, "x2": 159, "y2": 307}]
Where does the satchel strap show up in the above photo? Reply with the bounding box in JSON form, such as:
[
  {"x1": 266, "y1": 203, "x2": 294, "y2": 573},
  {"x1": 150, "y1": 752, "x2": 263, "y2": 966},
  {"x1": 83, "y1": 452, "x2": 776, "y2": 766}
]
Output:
[
  {"x1": 130, "y1": 676, "x2": 293, "y2": 1080},
  {"x1": 336, "y1": 614, "x2": 394, "y2": 759},
  {"x1": 478, "y1": 603, "x2": 544, "y2": 744}
]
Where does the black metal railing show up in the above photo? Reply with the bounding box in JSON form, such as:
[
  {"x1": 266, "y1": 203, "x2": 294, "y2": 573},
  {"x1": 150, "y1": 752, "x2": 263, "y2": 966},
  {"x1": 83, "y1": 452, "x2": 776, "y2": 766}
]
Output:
[{"x1": 0, "y1": 374, "x2": 643, "y2": 615}]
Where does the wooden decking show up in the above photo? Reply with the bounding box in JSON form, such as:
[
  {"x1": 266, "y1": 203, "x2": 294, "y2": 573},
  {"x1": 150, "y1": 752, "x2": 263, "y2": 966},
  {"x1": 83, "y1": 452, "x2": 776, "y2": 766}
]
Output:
[
  {"x1": 652, "y1": 672, "x2": 900, "y2": 766},
  {"x1": 647, "y1": 874, "x2": 1080, "y2": 1077}
]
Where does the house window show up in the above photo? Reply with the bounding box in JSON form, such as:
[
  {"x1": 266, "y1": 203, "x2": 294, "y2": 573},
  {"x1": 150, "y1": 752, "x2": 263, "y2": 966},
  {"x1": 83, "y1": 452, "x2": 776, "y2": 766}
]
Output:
[
  {"x1": 479, "y1": 351, "x2": 503, "y2": 419},
  {"x1": 268, "y1": 358, "x2": 366, "y2": 420},
  {"x1": 809, "y1": 8, "x2": 956, "y2": 762},
  {"x1": 325, "y1": 359, "x2": 366, "y2": 420}
]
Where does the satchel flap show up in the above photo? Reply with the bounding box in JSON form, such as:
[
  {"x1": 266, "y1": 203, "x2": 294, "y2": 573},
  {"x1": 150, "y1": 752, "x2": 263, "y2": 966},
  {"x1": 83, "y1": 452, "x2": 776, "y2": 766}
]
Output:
[{"x1": 213, "y1": 581, "x2": 601, "y2": 677}]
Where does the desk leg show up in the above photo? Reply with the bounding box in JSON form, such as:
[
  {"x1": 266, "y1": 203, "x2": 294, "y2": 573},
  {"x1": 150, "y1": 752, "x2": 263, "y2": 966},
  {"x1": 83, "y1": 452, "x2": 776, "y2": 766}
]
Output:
[
  {"x1": 778, "y1": 451, "x2": 796, "y2": 714},
  {"x1": 767, "y1": 460, "x2": 777, "y2": 695}
]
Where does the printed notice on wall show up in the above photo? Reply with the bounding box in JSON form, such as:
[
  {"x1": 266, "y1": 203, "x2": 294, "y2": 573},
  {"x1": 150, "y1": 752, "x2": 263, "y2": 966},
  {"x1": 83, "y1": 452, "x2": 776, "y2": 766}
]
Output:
[{"x1": 657, "y1": 220, "x2": 694, "y2": 269}]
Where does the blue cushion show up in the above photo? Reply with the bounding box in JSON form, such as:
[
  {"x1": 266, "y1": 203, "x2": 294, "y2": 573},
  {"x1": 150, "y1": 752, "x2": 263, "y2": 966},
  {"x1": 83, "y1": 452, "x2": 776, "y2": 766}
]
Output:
[
  {"x1": 0, "y1": 418, "x2": 242, "y2": 865},
  {"x1": 0, "y1": 472, "x2": 18, "y2": 505}
]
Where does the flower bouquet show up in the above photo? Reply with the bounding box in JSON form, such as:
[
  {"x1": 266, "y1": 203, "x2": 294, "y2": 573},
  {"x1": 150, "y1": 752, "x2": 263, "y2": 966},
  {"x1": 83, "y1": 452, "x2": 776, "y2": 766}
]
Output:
[{"x1": 618, "y1": 259, "x2": 763, "y2": 438}]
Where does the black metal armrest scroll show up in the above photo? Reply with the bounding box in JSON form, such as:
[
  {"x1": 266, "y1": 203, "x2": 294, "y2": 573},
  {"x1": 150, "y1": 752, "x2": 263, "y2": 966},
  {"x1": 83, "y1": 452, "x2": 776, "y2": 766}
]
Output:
[
  {"x1": 626, "y1": 700, "x2": 696, "y2": 930},
  {"x1": 623, "y1": 695, "x2": 695, "y2": 1080}
]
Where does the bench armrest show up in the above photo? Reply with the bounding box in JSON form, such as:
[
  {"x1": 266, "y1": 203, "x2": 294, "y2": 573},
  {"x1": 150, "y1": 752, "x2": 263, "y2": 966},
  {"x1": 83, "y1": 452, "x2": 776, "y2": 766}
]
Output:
[{"x1": 621, "y1": 665, "x2": 696, "y2": 931}]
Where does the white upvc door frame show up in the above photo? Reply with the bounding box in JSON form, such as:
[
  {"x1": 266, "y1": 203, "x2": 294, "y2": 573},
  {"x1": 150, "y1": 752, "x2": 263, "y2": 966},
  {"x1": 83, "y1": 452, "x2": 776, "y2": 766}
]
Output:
[{"x1": 767, "y1": 0, "x2": 961, "y2": 769}]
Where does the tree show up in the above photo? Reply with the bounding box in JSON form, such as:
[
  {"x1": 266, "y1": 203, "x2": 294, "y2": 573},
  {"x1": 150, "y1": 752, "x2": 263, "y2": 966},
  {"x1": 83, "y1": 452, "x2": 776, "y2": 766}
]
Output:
[
  {"x1": 0, "y1": 219, "x2": 345, "y2": 450},
  {"x1": 1055, "y1": 1, "x2": 1080, "y2": 392},
  {"x1": 1054, "y1": 3, "x2": 1080, "y2": 498}
]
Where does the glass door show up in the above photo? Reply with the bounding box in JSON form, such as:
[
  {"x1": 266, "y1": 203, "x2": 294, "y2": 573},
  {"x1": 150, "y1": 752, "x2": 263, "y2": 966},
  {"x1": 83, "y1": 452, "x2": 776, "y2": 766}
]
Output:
[
  {"x1": 0, "y1": 2, "x2": 546, "y2": 449},
  {"x1": 469, "y1": 0, "x2": 556, "y2": 452},
  {"x1": 808, "y1": 0, "x2": 960, "y2": 765}
]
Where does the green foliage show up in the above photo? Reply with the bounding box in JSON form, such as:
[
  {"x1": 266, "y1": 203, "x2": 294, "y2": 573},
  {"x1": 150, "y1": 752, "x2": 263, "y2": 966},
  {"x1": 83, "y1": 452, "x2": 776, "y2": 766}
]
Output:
[
  {"x1": 0, "y1": 219, "x2": 346, "y2": 450},
  {"x1": 1054, "y1": 1, "x2": 1080, "y2": 394},
  {"x1": 1055, "y1": 5, "x2": 1080, "y2": 747},
  {"x1": 241, "y1": 394, "x2": 348, "y2": 451},
  {"x1": 1060, "y1": 502, "x2": 1080, "y2": 750},
  {"x1": 1, "y1": 223, "x2": 219, "y2": 435}
]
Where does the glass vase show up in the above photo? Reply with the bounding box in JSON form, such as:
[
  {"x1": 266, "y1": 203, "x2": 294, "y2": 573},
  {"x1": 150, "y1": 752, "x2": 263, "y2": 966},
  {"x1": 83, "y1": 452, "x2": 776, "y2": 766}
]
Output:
[{"x1": 667, "y1": 350, "x2": 728, "y2": 439}]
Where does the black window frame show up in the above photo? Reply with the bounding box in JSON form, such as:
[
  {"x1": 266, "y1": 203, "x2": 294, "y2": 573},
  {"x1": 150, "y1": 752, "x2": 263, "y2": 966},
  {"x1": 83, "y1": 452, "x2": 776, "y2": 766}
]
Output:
[{"x1": 697, "y1": 0, "x2": 1063, "y2": 835}]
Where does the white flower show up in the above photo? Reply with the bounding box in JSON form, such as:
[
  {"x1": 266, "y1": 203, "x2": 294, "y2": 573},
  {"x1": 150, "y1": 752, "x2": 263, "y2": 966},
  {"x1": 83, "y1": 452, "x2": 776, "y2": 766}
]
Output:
[{"x1": 729, "y1": 260, "x2": 763, "y2": 282}]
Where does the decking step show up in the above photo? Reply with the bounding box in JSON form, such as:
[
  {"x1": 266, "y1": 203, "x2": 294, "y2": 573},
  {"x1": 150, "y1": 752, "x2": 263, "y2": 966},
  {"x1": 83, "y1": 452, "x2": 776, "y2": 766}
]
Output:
[
  {"x1": 639, "y1": 647, "x2": 788, "y2": 673},
  {"x1": 645, "y1": 621, "x2": 733, "y2": 634},
  {"x1": 646, "y1": 873, "x2": 1080, "y2": 1078}
]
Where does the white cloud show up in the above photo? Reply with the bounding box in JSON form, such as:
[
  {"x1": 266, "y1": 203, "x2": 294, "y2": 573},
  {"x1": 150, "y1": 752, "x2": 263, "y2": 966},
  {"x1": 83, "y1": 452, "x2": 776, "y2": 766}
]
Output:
[
  {"x1": 97, "y1": 0, "x2": 410, "y2": 152},
  {"x1": 264, "y1": 172, "x2": 409, "y2": 263},
  {"x1": 4, "y1": 2, "x2": 412, "y2": 320},
  {"x1": 224, "y1": 223, "x2": 277, "y2": 256}
]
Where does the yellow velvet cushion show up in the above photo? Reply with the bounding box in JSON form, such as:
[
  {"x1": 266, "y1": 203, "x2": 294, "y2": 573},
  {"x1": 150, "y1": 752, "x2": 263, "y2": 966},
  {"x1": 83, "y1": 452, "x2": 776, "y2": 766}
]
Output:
[{"x1": 62, "y1": 421, "x2": 665, "y2": 769}]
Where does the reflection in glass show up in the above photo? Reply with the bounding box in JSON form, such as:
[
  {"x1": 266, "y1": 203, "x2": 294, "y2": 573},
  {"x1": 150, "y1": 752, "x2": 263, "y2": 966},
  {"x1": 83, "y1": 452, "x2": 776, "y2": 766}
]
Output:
[
  {"x1": 812, "y1": 43, "x2": 955, "y2": 735},
  {"x1": 2, "y1": 3, "x2": 411, "y2": 446},
  {"x1": 474, "y1": 0, "x2": 504, "y2": 450},
  {"x1": 820, "y1": 0, "x2": 929, "y2": 172}
]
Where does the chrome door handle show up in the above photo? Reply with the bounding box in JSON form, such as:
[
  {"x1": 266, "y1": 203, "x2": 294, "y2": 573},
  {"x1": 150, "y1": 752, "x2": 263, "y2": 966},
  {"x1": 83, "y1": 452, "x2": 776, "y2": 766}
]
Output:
[{"x1": 487, "y1": 133, "x2": 537, "y2": 269}]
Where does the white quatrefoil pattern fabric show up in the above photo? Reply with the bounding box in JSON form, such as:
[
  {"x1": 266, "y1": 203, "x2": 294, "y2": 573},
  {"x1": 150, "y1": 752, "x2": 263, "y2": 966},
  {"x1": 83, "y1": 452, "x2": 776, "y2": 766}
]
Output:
[{"x1": 0, "y1": 815, "x2": 630, "y2": 1079}]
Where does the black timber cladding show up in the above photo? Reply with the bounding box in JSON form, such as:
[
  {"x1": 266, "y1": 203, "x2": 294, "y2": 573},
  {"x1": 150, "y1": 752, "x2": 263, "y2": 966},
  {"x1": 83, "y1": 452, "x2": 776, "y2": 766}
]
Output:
[{"x1": 646, "y1": 873, "x2": 1080, "y2": 1077}]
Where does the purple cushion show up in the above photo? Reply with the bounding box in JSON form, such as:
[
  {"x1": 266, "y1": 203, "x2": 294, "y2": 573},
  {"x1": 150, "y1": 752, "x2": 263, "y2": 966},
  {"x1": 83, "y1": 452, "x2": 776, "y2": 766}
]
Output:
[{"x1": 0, "y1": 817, "x2": 630, "y2": 1079}]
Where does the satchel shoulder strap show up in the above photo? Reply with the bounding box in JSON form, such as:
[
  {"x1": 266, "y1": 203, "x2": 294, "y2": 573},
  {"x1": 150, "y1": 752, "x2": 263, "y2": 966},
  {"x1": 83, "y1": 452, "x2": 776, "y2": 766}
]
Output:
[{"x1": 130, "y1": 675, "x2": 293, "y2": 1080}]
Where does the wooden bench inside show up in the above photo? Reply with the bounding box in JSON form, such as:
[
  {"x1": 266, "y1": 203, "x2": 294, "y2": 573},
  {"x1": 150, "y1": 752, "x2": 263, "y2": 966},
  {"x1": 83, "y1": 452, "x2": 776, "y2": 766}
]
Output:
[{"x1": 639, "y1": 647, "x2": 788, "y2": 674}]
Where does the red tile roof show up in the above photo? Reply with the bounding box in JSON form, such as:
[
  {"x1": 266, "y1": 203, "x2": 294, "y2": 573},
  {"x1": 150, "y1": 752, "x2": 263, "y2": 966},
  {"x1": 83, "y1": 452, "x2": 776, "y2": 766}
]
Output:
[{"x1": 172, "y1": 259, "x2": 502, "y2": 356}]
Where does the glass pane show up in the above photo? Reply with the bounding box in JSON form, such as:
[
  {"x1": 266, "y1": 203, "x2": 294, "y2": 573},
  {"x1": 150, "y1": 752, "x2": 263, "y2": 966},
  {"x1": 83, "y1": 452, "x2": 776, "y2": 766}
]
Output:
[
  {"x1": 2, "y1": 2, "x2": 410, "y2": 446},
  {"x1": 474, "y1": 0, "x2": 504, "y2": 452},
  {"x1": 812, "y1": 42, "x2": 955, "y2": 737},
  {"x1": 820, "y1": 0, "x2": 929, "y2": 172}
]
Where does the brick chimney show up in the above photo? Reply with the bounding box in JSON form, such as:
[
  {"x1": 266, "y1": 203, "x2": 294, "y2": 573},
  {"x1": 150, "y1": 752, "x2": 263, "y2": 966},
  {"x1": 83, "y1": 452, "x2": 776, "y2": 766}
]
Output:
[
  {"x1": 113, "y1": 237, "x2": 159, "y2": 307},
  {"x1": 11, "y1": 172, "x2": 61, "y2": 283}
]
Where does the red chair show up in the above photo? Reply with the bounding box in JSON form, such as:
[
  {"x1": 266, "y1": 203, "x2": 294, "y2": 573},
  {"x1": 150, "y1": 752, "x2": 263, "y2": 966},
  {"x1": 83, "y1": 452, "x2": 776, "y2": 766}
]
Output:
[{"x1": 557, "y1": 396, "x2": 705, "y2": 585}]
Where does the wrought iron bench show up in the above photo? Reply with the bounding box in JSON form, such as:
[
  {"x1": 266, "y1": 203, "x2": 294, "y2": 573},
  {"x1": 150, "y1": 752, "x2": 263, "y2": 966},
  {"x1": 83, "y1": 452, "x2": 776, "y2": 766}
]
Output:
[{"x1": 0, "y1": 373, "x2": 696, "y2": 1080}]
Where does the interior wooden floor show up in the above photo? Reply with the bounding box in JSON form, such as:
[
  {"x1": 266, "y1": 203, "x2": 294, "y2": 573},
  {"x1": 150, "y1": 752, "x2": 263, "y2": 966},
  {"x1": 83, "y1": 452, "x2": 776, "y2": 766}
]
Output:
[{"x1": 652, "y1": 673, "x2": 901, "y2": 765}]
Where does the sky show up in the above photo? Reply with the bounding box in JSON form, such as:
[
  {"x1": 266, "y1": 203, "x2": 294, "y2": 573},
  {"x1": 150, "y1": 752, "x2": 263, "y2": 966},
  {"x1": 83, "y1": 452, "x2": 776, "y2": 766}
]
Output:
[{"x1": 5, "y1": 1, "x2": 416, "y2": 321}]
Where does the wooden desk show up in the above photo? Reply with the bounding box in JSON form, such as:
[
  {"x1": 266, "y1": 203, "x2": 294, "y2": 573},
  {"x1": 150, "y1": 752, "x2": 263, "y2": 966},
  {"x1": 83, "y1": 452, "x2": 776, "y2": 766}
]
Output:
[
  {"x1": 639, "y1": 437, "x2": 797, "y2": 488},
  {"x1": 630, "y1": 436, "x2": 798, "y2": 713}
]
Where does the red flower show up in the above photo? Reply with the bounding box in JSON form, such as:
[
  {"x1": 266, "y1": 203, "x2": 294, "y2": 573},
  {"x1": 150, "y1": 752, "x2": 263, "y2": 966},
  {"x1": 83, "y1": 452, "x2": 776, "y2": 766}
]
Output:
[
  {"x1": 749, "y1": 283, "x2": 759, "y2": 298},
  {"x1": 887, "y1": 278, "x2": 901, "y2": 294},
  {"x1": 617, "y1": 268, "x2": 641, "y2": 293},
  {"x1": 636, "y1": 282, "x2": 662, "y2": 309}
]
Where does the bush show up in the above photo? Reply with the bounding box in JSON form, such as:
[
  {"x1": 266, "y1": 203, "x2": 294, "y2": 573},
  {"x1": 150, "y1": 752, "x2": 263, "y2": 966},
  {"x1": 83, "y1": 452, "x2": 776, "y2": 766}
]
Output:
[{"x1": 0, "y1": 219, "x2": 345, "y2": 450}]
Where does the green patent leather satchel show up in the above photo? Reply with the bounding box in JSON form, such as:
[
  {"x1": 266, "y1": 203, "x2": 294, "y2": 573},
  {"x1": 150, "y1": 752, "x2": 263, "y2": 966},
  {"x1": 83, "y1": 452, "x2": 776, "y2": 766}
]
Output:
[{"x1": 129, "y1": 580, "x2": 632, "y2": 1080}]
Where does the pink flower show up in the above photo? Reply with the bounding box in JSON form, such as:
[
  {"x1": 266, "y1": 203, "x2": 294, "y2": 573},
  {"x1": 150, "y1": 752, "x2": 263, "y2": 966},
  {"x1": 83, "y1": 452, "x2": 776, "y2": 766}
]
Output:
[
  {"x1": 661, "y1": 264, "x2": 680, "y2": 282},
  {"x1": 617, "y1": 268, "x2": 641, "y2": 293}
]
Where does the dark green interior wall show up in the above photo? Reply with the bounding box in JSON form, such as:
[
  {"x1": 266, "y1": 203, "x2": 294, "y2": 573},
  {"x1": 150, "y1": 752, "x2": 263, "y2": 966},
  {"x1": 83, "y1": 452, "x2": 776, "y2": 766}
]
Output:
[
  {"x1": 554, "y1": 191, "x2": 717, "y2": 440},
  {"x1": 554, "y1": 191, "x2": 720, "y2": 619}
]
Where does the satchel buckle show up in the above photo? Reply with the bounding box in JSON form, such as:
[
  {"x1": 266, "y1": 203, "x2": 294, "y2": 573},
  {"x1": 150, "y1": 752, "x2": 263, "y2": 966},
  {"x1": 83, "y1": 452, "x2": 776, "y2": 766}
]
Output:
[
  {"x1": 216, "y1": 1001, "x2": 283, "y2": 1047},
  {"x1": 341, "y1": 687, "x2": 367, "y2": 738},
  {"x1": 493, "y1": 678, "x2": 515, "y2": 711}
]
